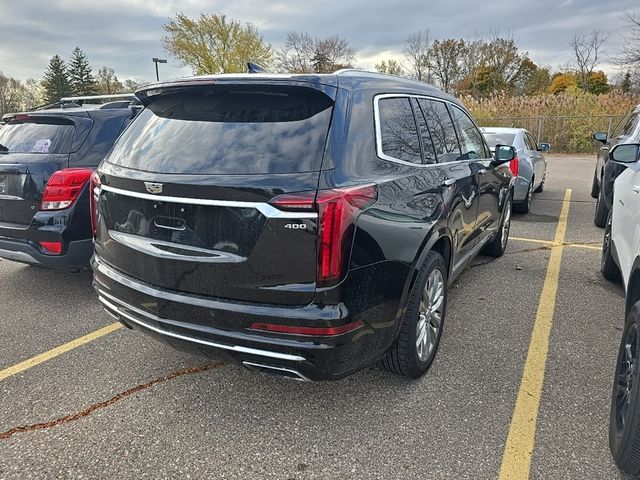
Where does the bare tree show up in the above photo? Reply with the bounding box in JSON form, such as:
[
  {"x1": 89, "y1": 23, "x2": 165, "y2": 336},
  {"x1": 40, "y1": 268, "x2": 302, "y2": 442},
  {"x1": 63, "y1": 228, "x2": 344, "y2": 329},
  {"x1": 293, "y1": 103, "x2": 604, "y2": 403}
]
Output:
[
  {"x1": 570, "y1": 30, "x2": 608, "y2": 89},
  {"x1": 429, "y1": 39, "x2": 466, "y2": 93},
  {"x1": 618, "y1": 11, "x2": 640, "y2": 69},
  {"x1": 403, "y1": 30, "x2": 431, "y2": 82},
  {"x1": 0, "y1": 73, "x2": 24, "y2": 115},
  {"x1": 276, "y1": 32, "x2": 355, "y2": 73},
  {"x1": 276, "y1": 32, "x2": 314, "y2": 73},
  {"x1": 460, "y1": 39, "x2": 487, "y2": 79},
  {"x1": 481, "y1": 36, "x2": 525, "y2": 84}
]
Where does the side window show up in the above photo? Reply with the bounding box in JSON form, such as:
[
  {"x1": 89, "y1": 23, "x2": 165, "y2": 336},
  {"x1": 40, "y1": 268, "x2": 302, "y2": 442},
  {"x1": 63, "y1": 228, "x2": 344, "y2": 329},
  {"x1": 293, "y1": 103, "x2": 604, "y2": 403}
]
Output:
[
  {"x1": 613, "y1": 111, "x2": 636, "y2": 138},
  {"x1": 417, "y1": 99, "x2": 462, "y2": 163},
  {"x1": 450, "y1": 106, "x2": 488, "y2": 160},
  {"x1": 623, "y1": 113, "x2": 639, "y2": 137},
  {"x1": 523, "y1": 132, "x2": 535, "y2": 150},
  {"x1": 411, "y1": 98, "x2": 437, "y2": 164},
  {"x1": 378, "y1": 97, "x2": 422, "y2": 164}
]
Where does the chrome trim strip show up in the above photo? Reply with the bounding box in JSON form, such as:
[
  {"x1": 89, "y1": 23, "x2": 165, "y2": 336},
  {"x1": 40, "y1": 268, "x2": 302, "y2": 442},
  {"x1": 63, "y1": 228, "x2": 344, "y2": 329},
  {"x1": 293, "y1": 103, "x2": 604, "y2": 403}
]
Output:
[
  {"x1": 373, "y1": 93, "x2": 491, "y2": 168},
  {"x1": 0, "y1": 222, "x2": 30, "y2": 231},
  {"x1": 93, "y1": 256, "x2": 339, "y2": 320},
  {"x1": 0, "y1": 248, "x2": 39, "y2": 264},
  {"x1": 97, "y1": 294, "x2": 306, "y2": 362},
  {"x1": 100, "y1": 185, "x2": 317, "y2": 219},
  {"x1": 242, "y1": 361, "x2": 310, "y2": 381},
  {"x1": 108, "y1": 230, "x2": 245, "y2": 264}
]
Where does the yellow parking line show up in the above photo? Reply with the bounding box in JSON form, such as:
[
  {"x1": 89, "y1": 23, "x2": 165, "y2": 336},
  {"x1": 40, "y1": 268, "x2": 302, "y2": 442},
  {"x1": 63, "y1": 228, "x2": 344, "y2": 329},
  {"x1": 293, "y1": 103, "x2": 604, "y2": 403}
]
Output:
[
  {"x1": 0, "y1": 323, "x2": 122, "y2": 382},
  {"x1": 511, "y1": 236, "x2": 554, "y2": 245},
  {"x1": 511, "y1": 236, "x2": 600, "y2": 251},
  {"x1": 499, "y1": 189, "x2": 572, "y2": 480},
  {"x1": 569, "y1": 243, "x2": 601, "y2": 251}
]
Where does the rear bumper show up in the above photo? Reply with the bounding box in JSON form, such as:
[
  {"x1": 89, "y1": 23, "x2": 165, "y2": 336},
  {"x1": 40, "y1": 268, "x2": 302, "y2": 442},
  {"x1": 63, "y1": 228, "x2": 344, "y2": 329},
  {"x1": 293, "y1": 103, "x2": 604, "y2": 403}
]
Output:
[
  {"x1": 92, "y1": 254, "x2": 393, "y2": 381},
  {"x1": 0, "y1": 236, "x2": 93, "y2": 270}
]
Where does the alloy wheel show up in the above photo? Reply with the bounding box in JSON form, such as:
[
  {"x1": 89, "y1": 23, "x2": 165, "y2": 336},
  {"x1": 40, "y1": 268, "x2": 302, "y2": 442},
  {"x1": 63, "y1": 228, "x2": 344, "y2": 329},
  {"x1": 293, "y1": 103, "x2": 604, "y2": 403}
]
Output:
[
  {"x1": 614, "y1": 322, "x2": 638, "y2": 437},
  {"x1": 416, "y1": 269, "x2": 445, "y2": 362}
]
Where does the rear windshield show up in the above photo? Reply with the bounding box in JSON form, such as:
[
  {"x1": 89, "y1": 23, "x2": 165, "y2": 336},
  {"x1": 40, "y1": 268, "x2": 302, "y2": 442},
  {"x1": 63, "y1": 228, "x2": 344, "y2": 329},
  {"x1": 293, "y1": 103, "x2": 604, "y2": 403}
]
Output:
[
  {"x1": 0, "y1": 119, "x2": 75, "y2": 154},
  {"x1": 482, "y1": 132, "x2": 516, "y2": 148},
  {"x1": 106, "y1": 85, "x2": 335, "y2": 174}
]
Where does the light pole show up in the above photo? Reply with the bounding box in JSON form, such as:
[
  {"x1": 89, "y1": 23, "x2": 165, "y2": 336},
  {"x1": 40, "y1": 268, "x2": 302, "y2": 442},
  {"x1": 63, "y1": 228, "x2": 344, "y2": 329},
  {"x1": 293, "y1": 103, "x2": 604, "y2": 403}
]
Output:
[{"x1": 152, "y1": 58, "x2": 167, "y2": 81}]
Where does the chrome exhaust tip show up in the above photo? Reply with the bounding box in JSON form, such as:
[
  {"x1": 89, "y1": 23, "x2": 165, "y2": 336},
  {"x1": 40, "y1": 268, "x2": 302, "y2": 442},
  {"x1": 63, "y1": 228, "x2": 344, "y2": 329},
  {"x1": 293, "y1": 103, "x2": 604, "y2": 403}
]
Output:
[{"x1": 242, "y1": 361, "x2": 310, "y2": 381}]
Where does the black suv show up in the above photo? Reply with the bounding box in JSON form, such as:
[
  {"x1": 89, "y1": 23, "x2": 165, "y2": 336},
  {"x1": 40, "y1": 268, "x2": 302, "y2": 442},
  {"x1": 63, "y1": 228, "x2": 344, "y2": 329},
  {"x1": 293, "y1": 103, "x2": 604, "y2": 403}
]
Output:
[
  {"x1": 0, "y1": 96, "x2": 140, "y2": 270},
  {"x1": 592, "y1": 105, "x2": 640, "y2": 227},
  {"x1": 92, "y1": 71, "x2": 515, "y2": 381}
]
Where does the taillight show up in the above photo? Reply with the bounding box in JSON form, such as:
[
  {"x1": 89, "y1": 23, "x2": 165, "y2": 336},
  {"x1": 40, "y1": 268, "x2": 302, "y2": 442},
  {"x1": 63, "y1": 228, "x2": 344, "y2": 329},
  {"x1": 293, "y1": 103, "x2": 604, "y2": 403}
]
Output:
[
  {"x1": 39, "y1": 241, "x2": 62, "y2": 255},
  {"x1": 90, "y1": 171, "x2": 101, "y2": 237},
  {"x1": 509, "y1": 156, "x2": 519, "y2": 177},
  {"x1": 40, "y1": 168, "x2": 93, "y2": 211},
  {"x1": 271, "y1": 184, "x2": 377, "y2": 287}
]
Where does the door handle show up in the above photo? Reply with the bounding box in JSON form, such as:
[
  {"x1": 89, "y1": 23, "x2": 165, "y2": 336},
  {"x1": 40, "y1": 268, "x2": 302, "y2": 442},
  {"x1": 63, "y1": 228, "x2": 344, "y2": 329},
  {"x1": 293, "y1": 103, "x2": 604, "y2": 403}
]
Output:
[
  {"x1": 442, "y1": 178, "x2": 455, "y2": 187},
  {"x1": 633, "y1": 185, "x2": 640, "y2": 194},
  {"x1": 478, "y1": 168, "x2": 487, "y2": 175}
]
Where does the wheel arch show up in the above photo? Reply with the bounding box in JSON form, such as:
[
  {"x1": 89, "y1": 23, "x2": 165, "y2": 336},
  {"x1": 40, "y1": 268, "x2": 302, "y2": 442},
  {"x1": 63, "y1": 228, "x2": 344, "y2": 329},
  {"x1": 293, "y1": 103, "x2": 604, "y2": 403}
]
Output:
[
  {"x1": 626, "y1": 257, "x2": 640, "y2": 316},
  {"x1": 391, "y1": 225, "x2": 452, "y2": 341}
]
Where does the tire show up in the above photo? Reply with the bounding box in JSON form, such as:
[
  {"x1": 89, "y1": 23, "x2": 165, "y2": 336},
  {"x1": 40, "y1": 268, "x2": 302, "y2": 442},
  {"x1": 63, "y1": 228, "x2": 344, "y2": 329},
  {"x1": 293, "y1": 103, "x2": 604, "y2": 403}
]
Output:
[
  {"x1": 591, "y1": 173, "x2": 600, "y2": 198},
  {"x1": 601, "y1": 211, "x2": 621, "y2": 282},
  {"x1": 594, "y1": 184, "x2": 609, "y2": 228},
  {"x1": 609, "y1": 301, "x2": 640, "y2": 475},
  {"x1": 382, "y1": 250, "x2": 447, "y2": 378},
  {"x1": 482, "y1": 194, "x2": 512, "y2": 258},
  {"x1": 534, "y1": 174, "x2": 545, "y2": 193},
  {"x1": 514, "y1": 178, "x2": 533, "y2": 214}
]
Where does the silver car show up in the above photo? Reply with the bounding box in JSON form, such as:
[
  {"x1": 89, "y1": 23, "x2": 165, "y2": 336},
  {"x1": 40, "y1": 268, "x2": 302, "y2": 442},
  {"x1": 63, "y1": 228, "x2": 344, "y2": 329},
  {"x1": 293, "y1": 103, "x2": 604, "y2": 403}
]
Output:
[{"x1": 481, "y1": 127, "x2": 549, "y2": 213}]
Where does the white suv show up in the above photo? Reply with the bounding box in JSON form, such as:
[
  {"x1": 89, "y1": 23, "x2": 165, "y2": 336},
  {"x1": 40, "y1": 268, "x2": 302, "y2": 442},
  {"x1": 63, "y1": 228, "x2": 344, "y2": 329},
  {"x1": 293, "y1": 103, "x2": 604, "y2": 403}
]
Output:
[{"x1": 600, "y1": 142, "x2": 640, "y2": 475}]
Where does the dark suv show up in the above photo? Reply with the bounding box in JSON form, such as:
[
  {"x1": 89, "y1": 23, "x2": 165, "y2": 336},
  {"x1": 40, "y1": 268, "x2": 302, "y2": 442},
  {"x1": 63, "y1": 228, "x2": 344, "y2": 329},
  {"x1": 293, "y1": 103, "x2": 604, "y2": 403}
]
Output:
[
  {"x1": 92, "y1": 71, "x2": 515, "y2": 381},
  {"x1": 0, "y1": 97, "x2": 139, "y2": 270},
  {"x1": 592, "y1": 105, "x2": 640, "y2": 227}
]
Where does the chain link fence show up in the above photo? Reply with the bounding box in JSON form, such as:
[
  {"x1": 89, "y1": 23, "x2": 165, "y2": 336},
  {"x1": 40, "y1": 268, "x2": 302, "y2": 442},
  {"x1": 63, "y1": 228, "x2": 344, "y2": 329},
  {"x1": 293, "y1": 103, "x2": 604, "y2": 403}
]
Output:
[{"x1": 475, "y1": 115, "x2": 624, "y2": 153}]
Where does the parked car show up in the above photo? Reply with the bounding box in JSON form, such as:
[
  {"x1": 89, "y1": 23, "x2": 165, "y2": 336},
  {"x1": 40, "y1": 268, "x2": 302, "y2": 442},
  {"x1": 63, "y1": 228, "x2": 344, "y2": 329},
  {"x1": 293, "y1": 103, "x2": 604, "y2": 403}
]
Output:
[
  {"x1": 92, "y1": 70, "x2": 515, "y2": 381},
  {"x1": 0, "y1": 95, "x2": 140, "y2": 270},
  {"x1": 591, "y1": 105, "x2": 640, "y2": 227},
  {"x1": 480, "y1": 127, "x2": 549, "y2": 214},
  {"x1": 599, "y1": 142, "x2": 640, "y2": 474}
]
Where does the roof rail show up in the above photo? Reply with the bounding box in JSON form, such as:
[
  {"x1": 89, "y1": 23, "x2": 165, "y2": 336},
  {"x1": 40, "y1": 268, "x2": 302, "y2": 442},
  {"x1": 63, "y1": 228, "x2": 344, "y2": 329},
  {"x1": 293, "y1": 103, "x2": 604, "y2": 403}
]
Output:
[{"x1": 60, "y1": 94, "x2": 137, "y2": 103}]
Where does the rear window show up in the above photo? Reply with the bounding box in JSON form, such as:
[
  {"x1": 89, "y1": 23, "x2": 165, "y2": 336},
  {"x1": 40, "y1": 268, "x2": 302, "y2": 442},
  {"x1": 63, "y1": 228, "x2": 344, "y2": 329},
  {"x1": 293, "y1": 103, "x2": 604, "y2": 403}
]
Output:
[
  {"x1": 106, "y1": 85, "x2": 335, "y2": 174},
  {"x1": 0, "y1": 118, "x2": 75, "y2": 154},
  {"x1": 483, "y1": 132, "x2": 516, "y2": 148}
]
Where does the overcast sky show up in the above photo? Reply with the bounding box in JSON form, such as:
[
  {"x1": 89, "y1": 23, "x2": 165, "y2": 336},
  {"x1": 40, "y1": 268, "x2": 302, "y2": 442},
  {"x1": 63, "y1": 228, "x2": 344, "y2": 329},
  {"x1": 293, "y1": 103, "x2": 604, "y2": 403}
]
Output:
[{"x1": 0, "y1": 0, "x2": 637, "y2": 83}]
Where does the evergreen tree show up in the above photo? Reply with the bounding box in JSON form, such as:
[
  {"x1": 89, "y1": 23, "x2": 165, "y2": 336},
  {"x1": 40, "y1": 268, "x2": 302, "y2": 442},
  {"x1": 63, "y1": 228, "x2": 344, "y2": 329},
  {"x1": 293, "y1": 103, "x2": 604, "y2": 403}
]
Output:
[
  {"x1": 41, "y1": 55, "x2": 71, "y2": 103},
  {"x1": 68, "y1": 47, "x2": 96, "y2": 96}
]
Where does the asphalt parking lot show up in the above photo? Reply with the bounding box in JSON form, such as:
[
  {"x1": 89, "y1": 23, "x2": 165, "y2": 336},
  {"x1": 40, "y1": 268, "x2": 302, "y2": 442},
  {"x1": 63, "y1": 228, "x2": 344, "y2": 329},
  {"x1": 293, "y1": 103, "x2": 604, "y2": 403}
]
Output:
[{"x1": 0, "y1": 155, "x2": 629, "y2": 480}]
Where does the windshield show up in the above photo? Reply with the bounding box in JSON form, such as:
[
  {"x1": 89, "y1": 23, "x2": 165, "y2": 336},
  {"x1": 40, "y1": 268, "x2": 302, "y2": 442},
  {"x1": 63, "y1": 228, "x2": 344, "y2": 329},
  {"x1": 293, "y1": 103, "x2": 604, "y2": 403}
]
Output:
[
  {"x1": 482, "y1": 132, "x2": 516, "y2": 149},
  {"x1": 106, "y1": 85, "x2": 335, "y2": 175},
  {"x1": 0, "y1": 120, "x2": 75, "y2": 154}
]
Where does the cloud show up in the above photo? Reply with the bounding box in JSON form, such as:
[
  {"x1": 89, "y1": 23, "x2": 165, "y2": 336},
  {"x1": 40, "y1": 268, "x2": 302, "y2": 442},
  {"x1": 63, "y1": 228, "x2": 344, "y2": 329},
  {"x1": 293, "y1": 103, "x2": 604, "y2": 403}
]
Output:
[{"x1": 0, "y1": 0, "x2": 636, "y2": 82}]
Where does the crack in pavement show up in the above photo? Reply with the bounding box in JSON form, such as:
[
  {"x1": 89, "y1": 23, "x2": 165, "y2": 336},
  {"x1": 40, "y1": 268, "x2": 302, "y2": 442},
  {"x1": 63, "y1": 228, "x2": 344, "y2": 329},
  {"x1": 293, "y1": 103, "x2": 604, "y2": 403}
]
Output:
[
  {"x1": 0, "y1": 362, "x2": 225, "y2": 440},
  {"x1": 469, "y1": 240, "x2": 600, "y2": 270}
]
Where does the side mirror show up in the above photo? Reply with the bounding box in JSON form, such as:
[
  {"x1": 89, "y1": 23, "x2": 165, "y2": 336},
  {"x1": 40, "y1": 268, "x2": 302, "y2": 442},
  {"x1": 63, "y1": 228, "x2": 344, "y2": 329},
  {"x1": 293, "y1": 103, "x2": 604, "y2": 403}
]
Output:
[
  {"x1": 493, "y1": 144, "x2": 516, "y2": 164},
  {"x1": 593, "y1": 132, "x2": 608, "y2": 144},
  {"x1": 610, "y1": 144, "x2": 640, "y2": 164},
  {"x1": 539, "y1": 143, "x2": 551, "y2": 152}
]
